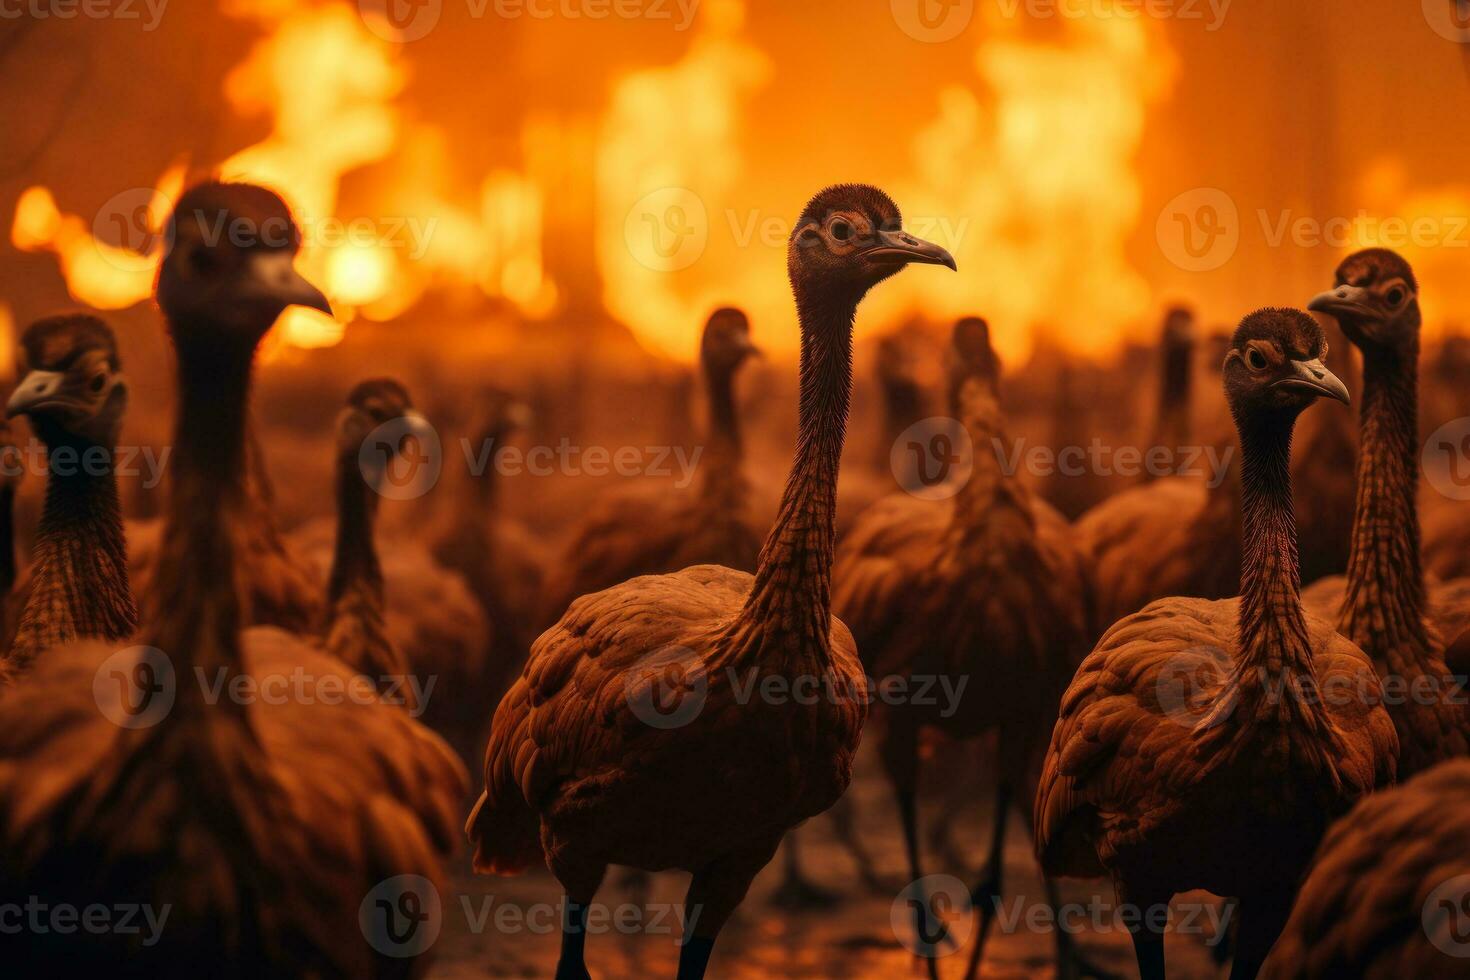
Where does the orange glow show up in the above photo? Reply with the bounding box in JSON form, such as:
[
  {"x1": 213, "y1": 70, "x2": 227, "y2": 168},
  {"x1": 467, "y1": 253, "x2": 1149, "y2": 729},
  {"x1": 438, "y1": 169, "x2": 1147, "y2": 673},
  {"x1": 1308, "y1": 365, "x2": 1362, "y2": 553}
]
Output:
[
  {"x1": 595, "y1": 1, "x2": 1174, "y2": 363},
  {"x1": 10, "y1": 187, "x2": 60, "y2": 252},
  {"x1": 873, "y1": 12, "x2": 1176, "y2": 365},
  {"x1": 9, "y1": 161, "x2": 187, "y2": 311},
  {"x1": 0, "y1": 303, "x2": 14, "y2": 382},
  {"x1": 1349, "y1": 158, "x2": 1470, "y2": 336},
  {"x1": 596, "y1": 0, "x2": 772, "y2": 360}
]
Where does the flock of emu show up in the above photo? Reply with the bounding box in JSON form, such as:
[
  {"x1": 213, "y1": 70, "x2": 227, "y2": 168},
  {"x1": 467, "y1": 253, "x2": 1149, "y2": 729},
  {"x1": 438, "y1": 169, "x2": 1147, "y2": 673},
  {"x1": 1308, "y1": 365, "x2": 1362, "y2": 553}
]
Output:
[{"x1": 0, "y1": 178, "x2": 1467, "y2": 980}]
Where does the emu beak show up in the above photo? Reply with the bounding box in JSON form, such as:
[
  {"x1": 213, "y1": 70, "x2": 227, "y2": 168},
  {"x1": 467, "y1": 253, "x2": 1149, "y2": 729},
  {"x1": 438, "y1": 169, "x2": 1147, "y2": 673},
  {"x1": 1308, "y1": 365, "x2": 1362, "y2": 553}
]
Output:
[
  {"x1": 862, "y1": 228, "x2": 957, "y2": 271},
  {"x1": 6, "y1": 370, "x2": 70, "y2": 419},
  {"x1": 1276, "y1": 358, "x2": 1350, "y2": 405},
  {"x1": 1308, "y1": 284, "x2": 1375, "y2": 323},
  {"x1": 245, "y1": 251, "x2": 333, "y2": 317}
]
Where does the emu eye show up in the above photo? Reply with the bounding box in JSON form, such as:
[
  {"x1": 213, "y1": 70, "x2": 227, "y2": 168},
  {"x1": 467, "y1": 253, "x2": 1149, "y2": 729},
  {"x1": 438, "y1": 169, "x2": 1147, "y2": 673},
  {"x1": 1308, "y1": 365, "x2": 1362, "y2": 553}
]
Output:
[
  {"x1": 89, "y1": 374, "x2": 106, "y2": 393},
  {"x1": 1246, "y1": 348, "x2": 1268, "y2": 371},
  {"x1": 1385, "y1": 286, "x2": 1406, "y2": 307},
  {"x1": 829, "y1": 218, "x2": 853, "y2": 243}
]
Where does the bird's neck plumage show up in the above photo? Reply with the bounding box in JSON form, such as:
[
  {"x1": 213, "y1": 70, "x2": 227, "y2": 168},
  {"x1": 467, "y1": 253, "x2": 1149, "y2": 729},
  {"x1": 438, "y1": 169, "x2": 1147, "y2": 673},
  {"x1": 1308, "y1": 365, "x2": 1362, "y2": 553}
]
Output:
[
  {"x1": 1339, "y1": 345, "x2": 1433, "y2": 669},
  {"x1": 1187, "y1": 402, "x2": 1351, "y2": 795},
  {"x1": 732, "y1": 290, "x2": 851, "y2": 666},
  {"x1": 1152, "y1": 342, "x2": 1193, "y2": 461},
  {"x1": 147, "y1": 329, "x2": 258, "y2": 714},
  {"x1": 1205, "y1": 408, "x2": 1344, "y2": 753},
  {"x1": 878, "y1": 375, "x2": 923, "y2": 470},
  {"x1": 951, "y1": 374, "x2": 1034, "y2": 544},
  {"x1": 7, "y1": 445, "x2": 136, "y2": 673},
  {"x1": 324, "y1": 449, "x2": 401, "y2": 688},
  {"x1": 328, "y1": 450, "x2": 384, "y2": 609},
  {"x1": 699, "y1": 360, "x2": 747, "y2": 508},
  {"x1": 1234, "y1": 411, "x2": 1314, "y2": 683}
]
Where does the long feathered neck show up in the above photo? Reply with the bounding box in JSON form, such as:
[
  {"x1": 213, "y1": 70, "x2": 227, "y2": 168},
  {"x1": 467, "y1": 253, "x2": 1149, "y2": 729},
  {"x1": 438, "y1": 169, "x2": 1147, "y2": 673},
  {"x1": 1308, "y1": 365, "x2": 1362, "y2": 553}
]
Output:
[
  {"x1": 7, "y1": 442, "x2": 136, "y2": 673},
  {"x1": 951, "y1": 374, "x2": 1034, "y2": 544},
  {"x1": 878, "y1": 373, "x2": 923, "y2": 470},
  {"x1": 1196, "y1": 403, "x2": 1348, "y2": 788},
  {"x1": 147, "y1": 329, "x2": 258, "y2": 716},
  {"x1": 324, "y1": 448, "x2": 403, "y2": 693},
  {"x1": 732, "y1": 288, "x2": 852, "y2": 662},
  {"x1": 1339, "y1": 344, "x2": 1432, "y2": 665},
  {"x1": 328, "y1": 449, "x2": 383, "y2": 608},
  {"x1": 1233, "y1": 410, "x2": 1314, "y2": 683},
  {"x1": 700, "y1": 359, "x2": 747, "y2": 508},
  {"x1": 1151, "y1": 341, "x2": 1193, "y2": 461}
]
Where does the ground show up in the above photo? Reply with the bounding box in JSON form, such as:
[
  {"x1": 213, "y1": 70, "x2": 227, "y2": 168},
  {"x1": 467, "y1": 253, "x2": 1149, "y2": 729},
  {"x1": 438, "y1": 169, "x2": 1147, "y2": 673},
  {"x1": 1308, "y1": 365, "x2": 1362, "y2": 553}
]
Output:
[{"x1": 428, "y1": 753, "x2": 1225, "y2": 979}]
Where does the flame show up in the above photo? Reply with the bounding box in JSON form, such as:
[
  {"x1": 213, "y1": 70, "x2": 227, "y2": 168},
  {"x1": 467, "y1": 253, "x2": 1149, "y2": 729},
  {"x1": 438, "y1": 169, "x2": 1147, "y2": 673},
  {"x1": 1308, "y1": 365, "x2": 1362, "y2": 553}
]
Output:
[
  {"x1": 0, "y1": 303, "x2": 14, "y2": 382},
  {"x1": 8, "y1": 0, "x2": 549, "y2": 352},
  {"x1": 9, "y1": 160, "x2": 187, "y2": 310},
  {"x1": 596, "y1": 0, "x2": 771, "y2": 360},
  {"x1": 877, "y1": 12, "x2": 1175, "y2": 363},
  {"x1": 1349, "y1": 158, "x2": 1470, "y2": 336},
  {"x1": 595, "y1": 1, "x2": 1171, "y2": 363},
  {"x1": 9, "y1": 0, "x2": 1177, "y2": 363}
]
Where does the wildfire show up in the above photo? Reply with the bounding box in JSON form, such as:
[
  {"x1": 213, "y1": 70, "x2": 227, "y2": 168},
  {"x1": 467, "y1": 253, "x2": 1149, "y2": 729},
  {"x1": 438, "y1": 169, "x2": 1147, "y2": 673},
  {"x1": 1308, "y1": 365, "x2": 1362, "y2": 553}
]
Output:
[
  {"x1": 596, "y1": 0, "x2": 771, "y2": 360},
  {"x1": 596, "y1": 1, "x2": 1173, "y2": 363},
  {"x1": 1349, "y1": 158, "x2": 1470, "y2": 336},
  {"x1": 10, "y1": 160, "x2": 187, "y2": 311},
  {"x1": 876, "y1": 11, "x2": 1176, "y2": 364},
  {"x1": 9, "y1": 0, "x2": 550, "y2": 353}
]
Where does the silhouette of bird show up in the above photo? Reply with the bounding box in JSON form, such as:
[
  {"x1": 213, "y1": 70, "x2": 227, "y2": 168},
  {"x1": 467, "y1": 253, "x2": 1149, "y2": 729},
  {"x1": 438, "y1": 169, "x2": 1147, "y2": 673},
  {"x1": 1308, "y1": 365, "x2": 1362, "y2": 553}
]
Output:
[
  {"x1": 0, "y1": 182, "x2": 465, "y2": 975},
  {"x1": 466, "y1": 184, "x2": 954, "y2": 979},
  {"x1": 1037, "y1": 308, "x2": 1397, "y2": 980},
  {"x1": 1074, "y1": 330, "x2": 1241, "y2": 625},
  {"x1": 428, "y1": 387, "x2": 544, "y2": 703},
  {"x1": 834, "y1": 315, "x2": 1097, "y2": 980},
  {"x1": 541, "y1": 308, "x2": 764, "y2": 627},
  {"x1": 1145, "y1": 305, "x2": 1196, "y2": 480},
  {"x1": 316, "y1": 377, "x2": 443, "y2": 713},
  {"x1": 1301, "y1": 249, "x2": 1470, "y2": 775}
]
